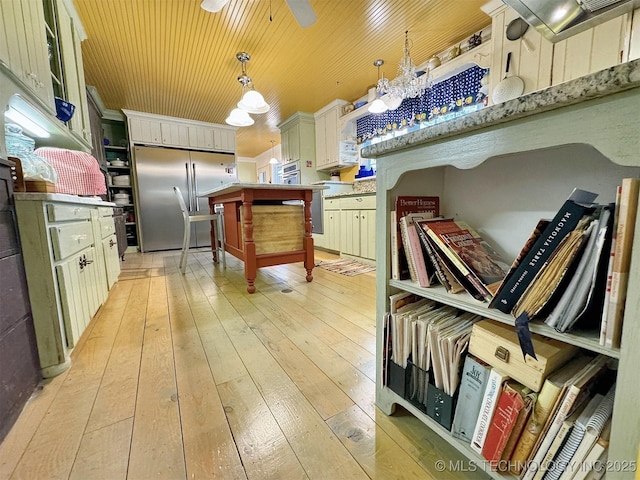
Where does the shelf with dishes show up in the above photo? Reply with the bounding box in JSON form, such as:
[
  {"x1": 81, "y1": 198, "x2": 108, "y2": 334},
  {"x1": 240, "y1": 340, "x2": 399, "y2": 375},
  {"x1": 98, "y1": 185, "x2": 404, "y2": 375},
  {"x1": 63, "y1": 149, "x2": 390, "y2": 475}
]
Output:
[{"x1": 105, "y1": 147, "x2": 137, "y2": 248}]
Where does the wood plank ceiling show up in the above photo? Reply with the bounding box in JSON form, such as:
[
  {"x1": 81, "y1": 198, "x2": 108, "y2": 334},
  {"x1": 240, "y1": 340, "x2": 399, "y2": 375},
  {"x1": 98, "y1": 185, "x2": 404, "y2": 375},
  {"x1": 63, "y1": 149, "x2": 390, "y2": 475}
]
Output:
[{"x1": 74, "y1": 0, "x2": 492, "y2": 157}]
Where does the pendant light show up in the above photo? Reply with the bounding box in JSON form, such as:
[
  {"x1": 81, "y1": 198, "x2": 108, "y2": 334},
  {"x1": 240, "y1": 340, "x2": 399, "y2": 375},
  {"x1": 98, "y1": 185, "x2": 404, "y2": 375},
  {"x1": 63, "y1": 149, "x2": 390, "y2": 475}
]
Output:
[
  {"x1": 236, "y1": 52, "x2": 270, "y2": 114},
  {"x1": 368, "y1": 60, "x2": 388, "y2": 114},
  {"x1": 268, "y1": 140, "x2": 279, "y2": 164},
  {"x1": 225, "y1": 108, "x2": 254, "y2": 127},
  {"x1": 226, "y1": 52, "x2": 269, "y2": 127},
  {"x1": 200, "y1": 0, "x2": 230, "y2": 13}
]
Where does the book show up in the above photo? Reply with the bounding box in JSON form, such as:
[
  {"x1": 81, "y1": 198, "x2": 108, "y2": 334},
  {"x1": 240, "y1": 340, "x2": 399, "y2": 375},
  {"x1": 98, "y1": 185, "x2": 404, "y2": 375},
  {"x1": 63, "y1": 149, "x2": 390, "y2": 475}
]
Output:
[
  {"x1": 481, "y1": 381, "x2": 531, "y2": 467},
  {"x1": 557, "y1": 384, "x2": 615, "y2": 480},
  {"x1": 451, "y1": 355, "x2": 491, "y2": 443},
  {"x1": 532, "y1": 400, "x2": 590, "y2": 480},
  {"x1": 521, "y1": 355, "x2": 609, "y2": 480},
  {"x1": 603, "y1": 178, "x2": 640, "y2": 348},
  {"x1": 415, "y1": 225, "x2": 465, "y2": 294},
  {"x1": 399, "y1": 215, "x2": 420, "y2": 284},
  {"x1": 398, "y1": 213, "x2": 435, "y2": 287},
  {"x1": 490, "y1": 188, "x2": 599, "y2": 314},
  {"x1": 512, "y1": 214, "x2": 595, "y2": 320},
  {"x1": 390, "y1": 210, "x2": 400, "y2": 280},
  {"x1": 470, "y1": 368, "x2": 509, "y2": 454},
  {"x1": 497, "y1": 387, "x2": 534, "y2": 470},
  {"x1": 547, "y1": 205, "x2": 613, "y2": 333},
  {"x1": 599, "y1": 186, "x2": 621, "y2": 346},
  {"x1": 509, "y1": 355, "x2": 593, "y2": 475},
  {"x1": 421, "y1": 219, "x2": 510, "y2": 301},
  {"x1": 394, "y1": 196, "x2": 440, "y2": 280},
  {"x1": 419, "y1": 224, "x2": 485, "y2": 299},
  {"x1": 492, "y1": 219, "x2": 550, "y2": 304},
  {"x1": 572, "y1": 419, "x2": 611, "y2": 480}
]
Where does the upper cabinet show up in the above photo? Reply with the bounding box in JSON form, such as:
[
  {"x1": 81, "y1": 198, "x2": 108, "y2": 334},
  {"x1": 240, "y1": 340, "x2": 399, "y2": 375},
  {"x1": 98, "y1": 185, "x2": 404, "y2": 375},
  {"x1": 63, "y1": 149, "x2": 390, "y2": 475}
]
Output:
[
  {"x1": 0, "y1": 0, "x2": 54, "y2": 108},
  {"x1": 277, "y1": 112, "x2": 315, "y2": 165},
  {"x1": 314, "y1": 100, "x2": 349, "y2": 171},
  {"x1": 0, "y1": 0, "x2": 92, "y2": 152},
  {"x1": 51, "y1": 0, "x2": 91, "y2": 145},
  {"x1": 123, "y1": 110, "x2": 237, "y2": 153}
]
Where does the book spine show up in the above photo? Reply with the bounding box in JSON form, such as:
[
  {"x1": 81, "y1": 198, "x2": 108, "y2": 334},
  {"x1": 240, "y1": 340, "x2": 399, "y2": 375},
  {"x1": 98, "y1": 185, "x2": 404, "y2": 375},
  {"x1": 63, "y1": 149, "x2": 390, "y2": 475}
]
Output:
[
  {"x1": 599, "y1": 188, "x2": 620, "y2": 346},
  {"x1": 415, "y1": 223, "x2": 450, "y2": 290},
  {"x1": 482, "y1": 386, "x2": 524, "y2": 465},
  {"x1": 499, "y1": 398, "x2": 532, "y2": 469},
  {"x1": 471, "y1": 369, "x2": 506, "y2": 454},
  {"x1": 451, "y1": 356, "x2": 490, "y2": 443},
  {"x1": 399, "y1": 217, "x2": 419, "y2": 284},
  {"x1": 424, "y1": 226, "x2": 492, "y2": 301},
  {"x1": 532, "y1": 420, "x2": 573, "y2": 480},
  {"x1": 390, "y1": 210, "x2": 400, "y2": 280},
  {"x1": 407, "y1": 223, "x2": 430, "y2": 287},
  {"x1": 522, "y1": 386, "x2": 581, "y2": 480},
  {"x1": 491, "y1": 200, "x2": 592, "y2": 314},
  {"x1": 604, "y1": 178, "x2": 640, "y2": 348},
  {"x1": 509, "y1": 381, "x2": 562, "y2": 475}
]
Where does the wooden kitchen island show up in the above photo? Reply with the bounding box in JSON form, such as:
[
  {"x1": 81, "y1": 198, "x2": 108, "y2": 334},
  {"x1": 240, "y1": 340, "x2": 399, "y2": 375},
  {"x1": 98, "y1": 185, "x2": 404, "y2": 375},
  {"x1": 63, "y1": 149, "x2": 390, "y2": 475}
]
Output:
[{"x1": 199, "y1": 183, "x2": 327, "y2": 293}]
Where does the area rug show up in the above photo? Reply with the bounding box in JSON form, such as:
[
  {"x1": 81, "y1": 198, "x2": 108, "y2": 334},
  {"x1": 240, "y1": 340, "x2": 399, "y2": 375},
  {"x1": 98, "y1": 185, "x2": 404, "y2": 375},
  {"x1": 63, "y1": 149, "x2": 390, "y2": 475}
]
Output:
[{"x1": 315, "y1": 259, "x2": 376, "y2": 276}]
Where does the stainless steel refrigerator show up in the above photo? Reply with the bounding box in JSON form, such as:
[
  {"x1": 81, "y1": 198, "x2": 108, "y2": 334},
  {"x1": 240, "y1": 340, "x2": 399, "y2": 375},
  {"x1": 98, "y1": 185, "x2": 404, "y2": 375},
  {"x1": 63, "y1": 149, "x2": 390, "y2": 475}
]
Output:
[{"x1": 133, "y1": 145, "x2": 236, "y2": 252}]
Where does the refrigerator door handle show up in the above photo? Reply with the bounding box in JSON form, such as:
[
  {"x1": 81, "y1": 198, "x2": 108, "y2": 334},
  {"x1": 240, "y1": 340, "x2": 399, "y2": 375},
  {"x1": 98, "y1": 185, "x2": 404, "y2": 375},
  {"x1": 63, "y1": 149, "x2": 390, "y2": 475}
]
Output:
[
  {"x1": 185, "y1": 162, "x2": 193, "y2": 211},
  {"x1": 192, "y1": 163, "x2": 199, "y2": 211}
]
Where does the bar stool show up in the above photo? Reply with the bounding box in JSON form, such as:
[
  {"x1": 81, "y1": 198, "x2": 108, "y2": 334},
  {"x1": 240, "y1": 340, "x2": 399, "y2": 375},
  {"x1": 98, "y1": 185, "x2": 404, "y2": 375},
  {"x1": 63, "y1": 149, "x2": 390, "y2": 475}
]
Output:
[{"x1": 173, "y1": 186, "x2": 225, "y2": 274}]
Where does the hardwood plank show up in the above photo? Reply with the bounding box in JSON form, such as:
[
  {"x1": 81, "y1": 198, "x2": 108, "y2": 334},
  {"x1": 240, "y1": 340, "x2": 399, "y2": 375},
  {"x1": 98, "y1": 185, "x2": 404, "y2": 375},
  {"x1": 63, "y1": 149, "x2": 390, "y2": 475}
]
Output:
[
  {"x1": 0, "y1": 374, "x2": 68, "y2": 479},
  {"x1": 2, "y1": 250, "x2": 493, "y2": 479},
  {"x1": 69, "y1": 418, "x2": 133, "y2": 480},
  {"x1": 9, "y1": 282, "x2": 124, "y2": 479},
  {"x1": 227, "y1": 297, "x2": 355, "y2": 420},
  {"x1": 85, "y1": 277, "x2": 145, "y2": 433},
  {"x1": 327, "y1": 404, "x2": 436, "y2": 479},
  {"x1": 217, "y1": 375, "x2": 308, "y2": 480},
  {"x1": 128, "y1": 275, "x2": 186, "y2": 480},
  {"x1": 248, "y1": 296, "x2": 377, "y2": 417},
  {"x1": 372, "y1": 406, "x2": 488, "y2": 480},
  {"x1": 191, "y1": 266, "x2": 368, "y2": 479},
  {"x1": 167, "y1": 268, "x2": 248, "y2": 479}
]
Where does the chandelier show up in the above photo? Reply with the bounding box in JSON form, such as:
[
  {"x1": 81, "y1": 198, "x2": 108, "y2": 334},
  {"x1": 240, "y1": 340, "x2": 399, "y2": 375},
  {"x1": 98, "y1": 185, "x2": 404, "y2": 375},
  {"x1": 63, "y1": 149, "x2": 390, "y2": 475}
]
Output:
[
  {"x1": 376, "y1": 31, "x2": 429, "y2": 101},
  {"x1": 226, "y1": 52, "x2": 270, "y2": 127}
]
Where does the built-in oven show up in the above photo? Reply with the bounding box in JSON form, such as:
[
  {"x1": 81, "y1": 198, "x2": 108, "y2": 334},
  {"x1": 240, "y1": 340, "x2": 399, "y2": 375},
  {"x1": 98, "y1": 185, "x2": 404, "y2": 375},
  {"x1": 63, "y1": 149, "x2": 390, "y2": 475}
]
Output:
[{"x1": 281, "y1": 160, "x2": 301, "y2": 185}]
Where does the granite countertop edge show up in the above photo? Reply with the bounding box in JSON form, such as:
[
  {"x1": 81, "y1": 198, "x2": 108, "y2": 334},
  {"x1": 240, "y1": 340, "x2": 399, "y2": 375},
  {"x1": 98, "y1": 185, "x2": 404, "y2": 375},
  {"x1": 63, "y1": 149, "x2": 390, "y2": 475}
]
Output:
[{"x1": 362, "y1": 59, "x2": 640, "y2": 158}]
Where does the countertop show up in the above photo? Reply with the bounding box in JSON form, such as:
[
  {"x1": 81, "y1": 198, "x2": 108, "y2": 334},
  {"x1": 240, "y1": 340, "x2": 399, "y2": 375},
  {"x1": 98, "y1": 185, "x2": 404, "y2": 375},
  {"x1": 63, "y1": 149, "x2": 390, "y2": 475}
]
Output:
[
  {"x1": 324, "y1": 191, "x2": 376, "y2": 199},
  {"x1": 14, "y1": 192, "x2": 115, "y2": 206},
  {"x1": 199, "y1": 182, "x2": 328, "y2": 197},
  {"x1": 362, "y1": 58, "x2": 640, "y2": 158}
]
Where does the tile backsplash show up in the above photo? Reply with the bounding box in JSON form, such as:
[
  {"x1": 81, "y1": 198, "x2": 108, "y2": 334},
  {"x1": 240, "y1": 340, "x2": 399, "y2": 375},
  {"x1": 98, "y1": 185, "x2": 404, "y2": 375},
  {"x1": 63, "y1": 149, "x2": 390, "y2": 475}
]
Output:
[{"x1": 353, "y1": 178, "x2": 376, "y2": 194}]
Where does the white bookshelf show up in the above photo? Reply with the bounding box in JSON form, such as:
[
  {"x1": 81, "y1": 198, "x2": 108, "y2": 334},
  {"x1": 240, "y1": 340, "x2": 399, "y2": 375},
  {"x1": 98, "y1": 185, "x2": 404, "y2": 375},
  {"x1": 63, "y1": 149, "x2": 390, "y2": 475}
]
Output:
[{"x1": 367, "y1": 62, "x2": 640, "y2": 479}]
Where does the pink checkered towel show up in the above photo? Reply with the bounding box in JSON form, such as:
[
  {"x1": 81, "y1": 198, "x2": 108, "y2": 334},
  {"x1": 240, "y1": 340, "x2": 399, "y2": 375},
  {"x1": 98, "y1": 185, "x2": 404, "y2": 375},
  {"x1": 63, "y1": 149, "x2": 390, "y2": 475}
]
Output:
[{"x1": 34, "y1": 147, "x2": 106, "y2": 196}]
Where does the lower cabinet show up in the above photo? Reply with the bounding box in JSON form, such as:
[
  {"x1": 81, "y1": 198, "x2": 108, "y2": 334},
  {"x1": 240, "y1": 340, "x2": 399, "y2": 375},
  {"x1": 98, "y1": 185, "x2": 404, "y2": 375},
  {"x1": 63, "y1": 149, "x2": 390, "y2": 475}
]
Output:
[
  {"x1": 56, "y1": 246, "x2": 101, "y2": 348},
  {"x1": 339, "y1": 209, "x2": 376, "y2": 260},
  {"x1": 323, "y1": 200, "x2": 341, "y2": 252},
  {"x1": 338, "y1": 195, "x2": 376, "y2": 261},
  {"x1": 14, "y1": 194, "x2": 121, "y2": 377}
]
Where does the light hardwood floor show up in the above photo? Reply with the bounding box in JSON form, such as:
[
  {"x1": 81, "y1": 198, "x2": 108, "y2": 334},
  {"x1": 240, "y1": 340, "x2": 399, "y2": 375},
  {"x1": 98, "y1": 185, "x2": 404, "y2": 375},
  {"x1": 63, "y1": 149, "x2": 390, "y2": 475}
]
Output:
[{"x1": 0, "y1": 249, "x2": 485, "y2": 480}]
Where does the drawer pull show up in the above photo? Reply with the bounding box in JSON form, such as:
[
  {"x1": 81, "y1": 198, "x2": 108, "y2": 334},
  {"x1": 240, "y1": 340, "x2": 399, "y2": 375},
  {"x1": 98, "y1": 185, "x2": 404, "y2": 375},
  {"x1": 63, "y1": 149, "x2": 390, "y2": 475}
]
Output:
[
  {"x1": 109, "y1": 239, "x2": 116, "y2": 248},
  {"x1": 495, "y1": 346, "x2": 510, "y2": 363},
  {"x1": 78, "y1": 254, "x2": 94, "y2": 270},
  {"x1": 356, "y1": 197, "x2": 363, "y2": 202}
]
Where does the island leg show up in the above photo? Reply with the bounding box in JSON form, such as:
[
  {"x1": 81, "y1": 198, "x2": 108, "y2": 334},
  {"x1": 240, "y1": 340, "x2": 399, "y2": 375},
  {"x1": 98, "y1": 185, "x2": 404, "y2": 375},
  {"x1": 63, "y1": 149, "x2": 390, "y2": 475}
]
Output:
[
  {"x1": 242, "y1": 199, "x2": 257, "y2": 293},
  {"x1": 303, "y1": 191, "x2": 314, "y2": 282},
  {"x1": 208, "y1": 198, "x2": 218, "y2": 263}
]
